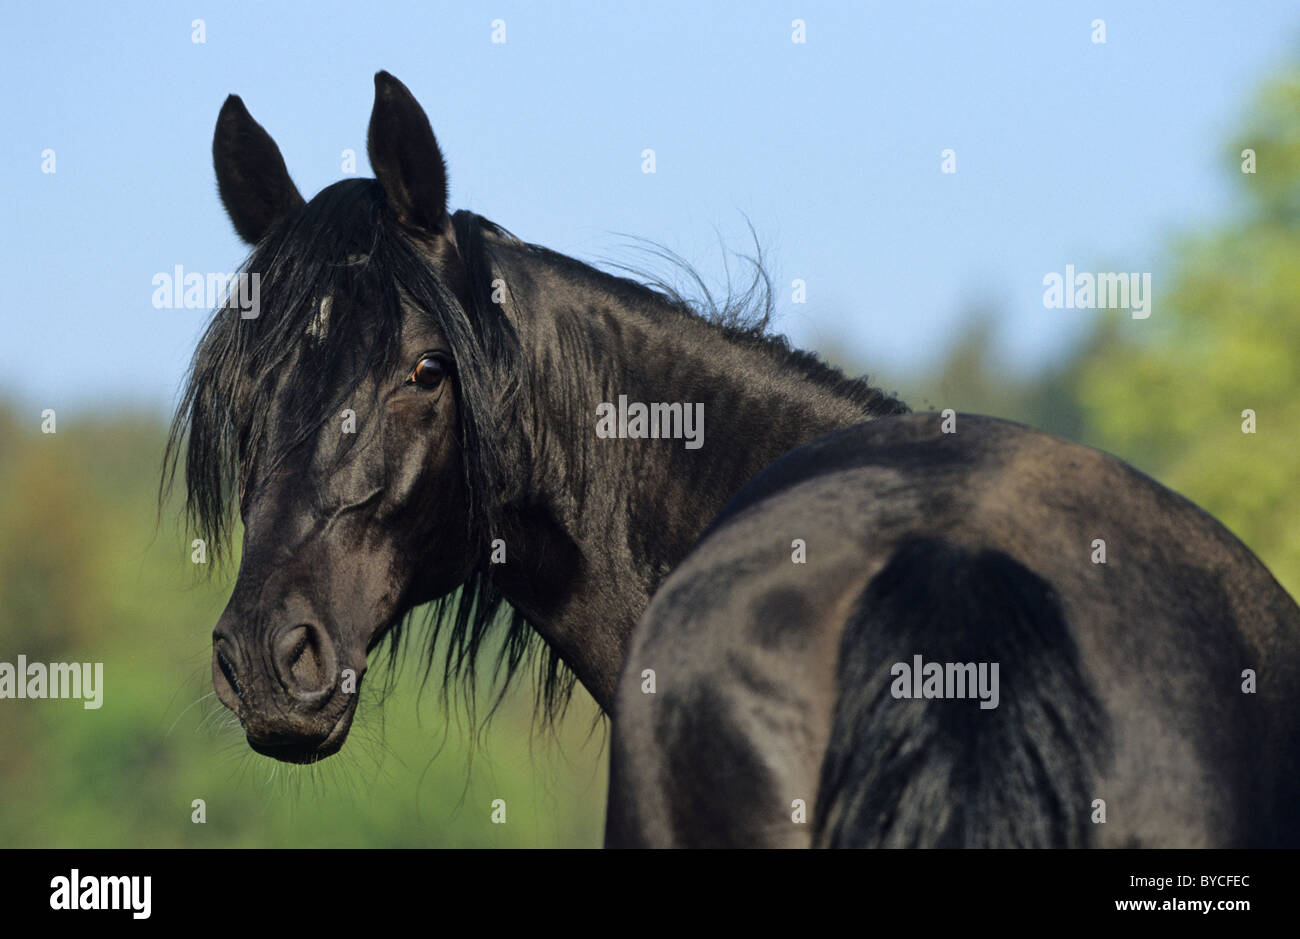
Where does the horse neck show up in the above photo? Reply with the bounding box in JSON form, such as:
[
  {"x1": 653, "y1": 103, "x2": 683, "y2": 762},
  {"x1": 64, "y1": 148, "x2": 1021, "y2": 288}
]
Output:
[{"x1": 484, "y1": 238, "x2": 897, "y2": 710}]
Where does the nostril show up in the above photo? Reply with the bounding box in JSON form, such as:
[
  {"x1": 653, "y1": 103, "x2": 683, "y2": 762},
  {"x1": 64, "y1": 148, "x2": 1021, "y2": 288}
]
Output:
[
  {"x1": 272, "y1": 623, "x2": 337, "y2": 700},
  {"x1": 216, "y1": 647, "x2": 242, "y2": 700},
  {"x1": 212, "y1": 636, "x2": 244, "y2": 714}
]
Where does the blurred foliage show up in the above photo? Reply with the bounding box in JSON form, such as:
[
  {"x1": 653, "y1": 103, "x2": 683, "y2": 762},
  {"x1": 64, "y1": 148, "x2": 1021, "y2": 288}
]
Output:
[
  {"x1": 1069, "y1": 65, "x2": 1300, "y2": 597},
  {"x1": 2, "y1": 64, "x2": 1297, "y2": 848}
]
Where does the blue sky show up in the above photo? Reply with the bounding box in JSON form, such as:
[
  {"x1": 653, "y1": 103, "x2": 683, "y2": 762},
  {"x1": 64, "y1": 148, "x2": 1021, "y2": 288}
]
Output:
[{"x1": 2, "y1": 1, "x2": 1297, "y2": 415}]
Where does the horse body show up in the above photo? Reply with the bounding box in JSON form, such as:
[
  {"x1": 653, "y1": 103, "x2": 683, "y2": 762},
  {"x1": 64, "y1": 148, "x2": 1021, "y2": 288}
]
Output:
[
  {"x1": 608, "y1": 415, "x2": 1300, "y2": 846},
  {"x1": 174, "y1": 72, "x2": 1300, "y2": 847}
]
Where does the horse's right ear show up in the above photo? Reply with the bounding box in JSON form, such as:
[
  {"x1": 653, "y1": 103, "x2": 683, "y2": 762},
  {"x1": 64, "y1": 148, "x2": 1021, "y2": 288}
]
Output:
[{"x1": 212, "y1": 95, "x2": 305, "y2": 245}]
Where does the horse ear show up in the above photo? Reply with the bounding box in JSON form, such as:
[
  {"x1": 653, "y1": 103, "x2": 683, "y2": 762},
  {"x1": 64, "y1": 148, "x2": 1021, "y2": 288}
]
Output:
[
  {"x1": 213, "y1": 95, "x2": 305, "y2": 245},
  {"x1": 367, "y1": 71, "x2": 450, "y2": 233}
]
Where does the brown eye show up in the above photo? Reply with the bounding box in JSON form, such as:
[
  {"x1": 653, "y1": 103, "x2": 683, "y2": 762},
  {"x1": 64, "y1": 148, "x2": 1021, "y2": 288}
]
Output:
[{"x1": 409, "y1": 355, "x2": 447, "y2": 388}]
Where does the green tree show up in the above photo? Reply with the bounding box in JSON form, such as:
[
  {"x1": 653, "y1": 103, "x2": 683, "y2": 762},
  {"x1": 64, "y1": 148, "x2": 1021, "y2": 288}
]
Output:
[{"x1": 1071, "y1": 66, "x2": 1300, "y2": 595}]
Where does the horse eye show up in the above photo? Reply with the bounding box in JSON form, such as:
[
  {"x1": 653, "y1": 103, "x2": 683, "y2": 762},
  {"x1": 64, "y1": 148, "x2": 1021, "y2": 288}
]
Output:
[{"x1": 409, "y1": 355, "x2": 447, "y2": 388}]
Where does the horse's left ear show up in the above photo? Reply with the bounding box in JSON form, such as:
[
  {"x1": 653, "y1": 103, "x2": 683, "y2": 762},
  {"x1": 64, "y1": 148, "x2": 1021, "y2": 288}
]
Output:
[{"x1": 367, "y1": 71, "x2": 450, "y2": 233}]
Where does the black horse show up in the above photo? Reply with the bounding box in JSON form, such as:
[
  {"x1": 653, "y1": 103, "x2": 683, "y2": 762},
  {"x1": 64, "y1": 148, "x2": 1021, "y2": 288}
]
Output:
[{"x1": 168, "y1": 72, "x2": 1300, "y2": 848}]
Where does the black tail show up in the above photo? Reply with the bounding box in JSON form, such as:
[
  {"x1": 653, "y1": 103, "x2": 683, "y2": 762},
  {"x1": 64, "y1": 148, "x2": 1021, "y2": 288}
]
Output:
[{"x1": 813, "y1": 537, "x2": 1110, "y2": 847}]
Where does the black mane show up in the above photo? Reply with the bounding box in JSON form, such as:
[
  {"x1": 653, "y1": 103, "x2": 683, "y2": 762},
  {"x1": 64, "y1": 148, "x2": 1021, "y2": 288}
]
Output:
[{"x1": 164, "y1": 177, "x2": 905, "y2": 727}]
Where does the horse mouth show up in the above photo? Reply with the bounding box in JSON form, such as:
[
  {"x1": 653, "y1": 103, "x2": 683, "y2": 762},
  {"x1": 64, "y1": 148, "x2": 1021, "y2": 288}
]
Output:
[{"x1": 244, "y1": 703, "x2": 356, "y2": 764}]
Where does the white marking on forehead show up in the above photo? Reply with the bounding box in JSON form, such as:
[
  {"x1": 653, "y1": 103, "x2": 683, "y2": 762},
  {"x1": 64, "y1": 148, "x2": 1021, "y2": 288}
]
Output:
[
  {"x1": 305, "y1": 254, "x2": 368, "y2": 342},
  {"x1": 307, "y1": 296, "x2": 332, "y2": 341}
]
